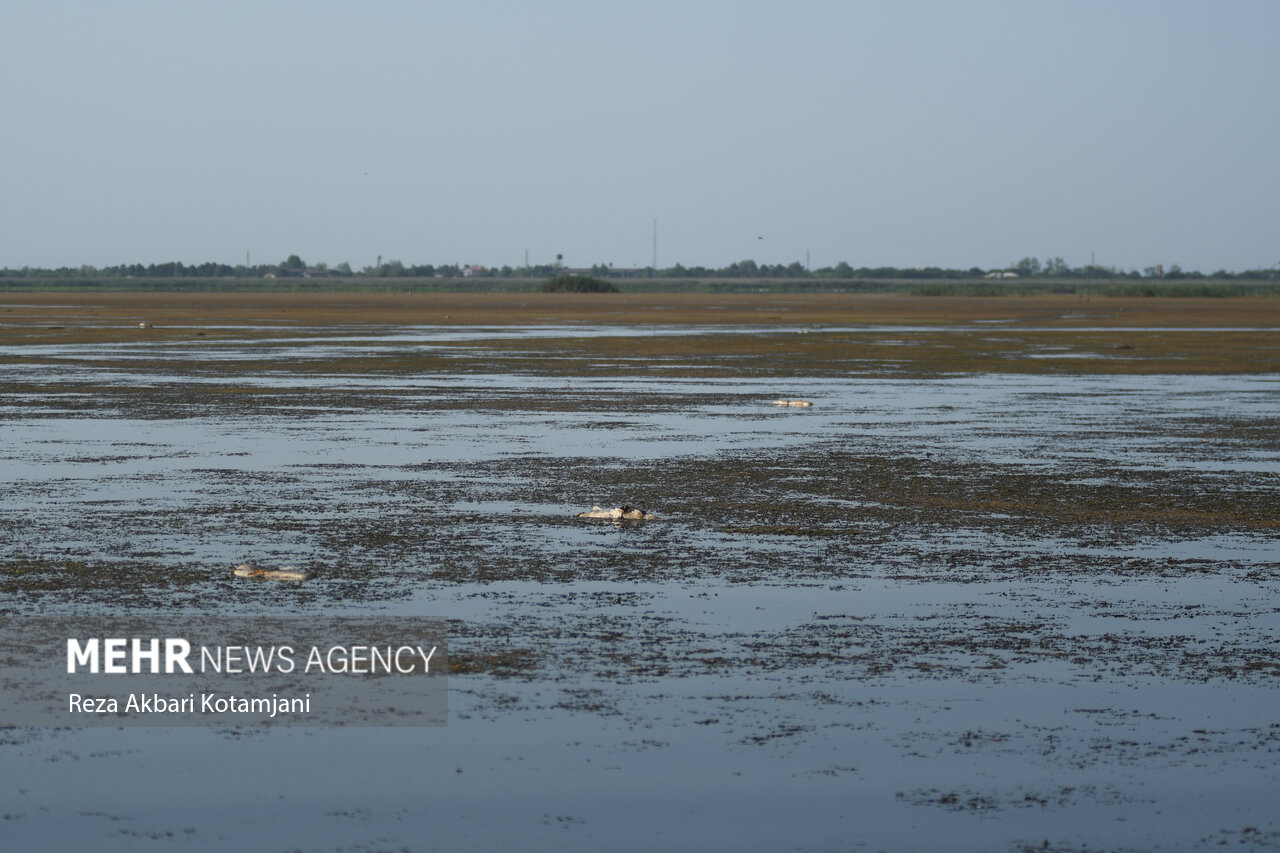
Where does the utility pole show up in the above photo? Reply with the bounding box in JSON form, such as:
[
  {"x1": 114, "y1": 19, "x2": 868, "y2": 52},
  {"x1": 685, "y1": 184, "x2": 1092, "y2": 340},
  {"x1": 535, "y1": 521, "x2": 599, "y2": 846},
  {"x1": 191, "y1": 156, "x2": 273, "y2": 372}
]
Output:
[{"x1": 652, "y1": 219, "x2": 658, "y2": 272}]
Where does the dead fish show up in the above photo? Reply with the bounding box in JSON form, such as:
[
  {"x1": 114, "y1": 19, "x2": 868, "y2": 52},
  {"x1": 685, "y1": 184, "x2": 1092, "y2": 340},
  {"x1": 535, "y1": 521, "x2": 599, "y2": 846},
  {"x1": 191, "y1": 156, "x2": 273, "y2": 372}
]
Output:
[
  {"x1": 577, "y1": 505, "x2": 655, "y2": 521},
  {"x1": 772, "y1": 399, "x2": 813, "y2": 407},
  {"x1": 233, "y1": 563, "x2": 309, "y2": 581}
]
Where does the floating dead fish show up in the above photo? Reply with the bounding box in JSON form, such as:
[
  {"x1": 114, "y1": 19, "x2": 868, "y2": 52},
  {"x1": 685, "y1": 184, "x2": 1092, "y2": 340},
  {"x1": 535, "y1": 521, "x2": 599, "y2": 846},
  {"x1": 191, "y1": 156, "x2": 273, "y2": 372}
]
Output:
[
  {"x1": 138, "y1": 322, "x2": 153, "y2": 329},
  {"x1": 772, "y1": 399, "x2": 813, "y2": 407},
  {"x1": 233, "y1": 563, "x2": 309, "y2": 581},
  {"x1": 577, "y1": 505, "x2": 655, "y2": 521}
]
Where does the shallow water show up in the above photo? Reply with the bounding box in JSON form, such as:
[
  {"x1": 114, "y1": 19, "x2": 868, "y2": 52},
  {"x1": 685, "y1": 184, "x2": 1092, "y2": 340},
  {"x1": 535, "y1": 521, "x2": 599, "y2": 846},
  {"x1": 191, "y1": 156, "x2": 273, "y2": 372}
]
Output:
[{"x1": 2, "y1": 325, "x2": 1278, "y2": 852}]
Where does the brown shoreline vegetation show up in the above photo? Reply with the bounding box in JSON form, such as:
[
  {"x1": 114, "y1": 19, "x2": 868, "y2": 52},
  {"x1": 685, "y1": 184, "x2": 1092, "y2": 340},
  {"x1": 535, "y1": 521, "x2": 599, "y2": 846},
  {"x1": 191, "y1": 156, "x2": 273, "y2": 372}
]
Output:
[
  {"x1": 2, "y1": 291, "x2": 1278, "y2": 375},
  {"x1": 4, "y1": 290, "x2": 1280, "y2": 330}
]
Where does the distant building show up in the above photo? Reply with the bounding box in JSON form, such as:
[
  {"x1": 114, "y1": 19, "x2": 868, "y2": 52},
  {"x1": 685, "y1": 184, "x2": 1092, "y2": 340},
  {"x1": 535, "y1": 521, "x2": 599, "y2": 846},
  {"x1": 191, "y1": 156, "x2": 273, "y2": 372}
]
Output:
[
  {"x1": 983, "y1": 271, "x2": 1019, "y2": 279},
  {"x1": 462, "y1": 265, "x2": 487, "y2": 277}
]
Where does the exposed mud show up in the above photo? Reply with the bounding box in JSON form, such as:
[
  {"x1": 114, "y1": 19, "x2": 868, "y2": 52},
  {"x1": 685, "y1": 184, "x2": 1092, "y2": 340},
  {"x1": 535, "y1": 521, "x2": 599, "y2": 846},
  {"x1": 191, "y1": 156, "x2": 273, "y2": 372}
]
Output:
[{"x1": 1, "y1": 297, "x2": 1278, "y2": 852}]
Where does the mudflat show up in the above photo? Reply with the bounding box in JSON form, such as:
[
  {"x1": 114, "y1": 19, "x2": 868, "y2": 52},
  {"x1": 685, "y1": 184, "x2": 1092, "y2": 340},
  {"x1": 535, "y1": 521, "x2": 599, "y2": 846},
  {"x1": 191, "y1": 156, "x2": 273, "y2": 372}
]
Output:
[
  {"x1": 2, "y1": 289, "x2": 1278, "y2": 850},
  {"x1": 3, "y1": 291, "x2": 1277, "y2": 376}
]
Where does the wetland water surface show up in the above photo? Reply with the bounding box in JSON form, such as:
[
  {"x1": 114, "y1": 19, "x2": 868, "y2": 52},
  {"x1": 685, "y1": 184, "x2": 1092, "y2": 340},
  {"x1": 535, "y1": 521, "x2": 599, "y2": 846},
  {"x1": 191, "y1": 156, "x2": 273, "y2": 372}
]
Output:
[{"x1": 2, "y1": 318, "x2": 1279, "y2": 852}]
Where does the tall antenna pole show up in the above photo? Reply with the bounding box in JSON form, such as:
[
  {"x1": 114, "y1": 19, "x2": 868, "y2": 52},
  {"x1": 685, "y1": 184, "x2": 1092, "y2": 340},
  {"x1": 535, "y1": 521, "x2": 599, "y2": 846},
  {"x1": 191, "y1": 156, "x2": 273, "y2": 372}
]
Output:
[{"x1": 652, "y1": 219, "x2": 658, "y2": 271}]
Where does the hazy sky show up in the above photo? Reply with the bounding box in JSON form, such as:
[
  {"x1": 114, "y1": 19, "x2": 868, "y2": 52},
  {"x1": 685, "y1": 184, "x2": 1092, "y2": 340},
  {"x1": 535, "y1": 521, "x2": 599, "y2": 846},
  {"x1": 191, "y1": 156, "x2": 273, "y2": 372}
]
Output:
[{"x1": 2, "y1": 1, "x2": 1276, "y2": 272}]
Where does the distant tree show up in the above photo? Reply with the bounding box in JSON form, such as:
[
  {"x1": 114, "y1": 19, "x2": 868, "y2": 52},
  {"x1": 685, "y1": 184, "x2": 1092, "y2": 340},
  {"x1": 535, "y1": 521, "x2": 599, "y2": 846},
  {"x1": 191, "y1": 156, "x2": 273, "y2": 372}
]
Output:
[
  {"x1": 192, "y1": 261, "x2": 234, "y2": 277},
  {"x1": 279, "y1": 254, "x2": 305, "y2": 271},
  {"x1": 1013, "y1": 256, "x2": 1042, "y2": 276},
  {"x1": 334, "y1": 262, "x2": 352, "y2": 275},
  {"x1": 150, "y1": 261, "x2": 185, "y2": 277},
  {"x1": 1044, "y1": 257, "x2": 1070, "y2": 276}
]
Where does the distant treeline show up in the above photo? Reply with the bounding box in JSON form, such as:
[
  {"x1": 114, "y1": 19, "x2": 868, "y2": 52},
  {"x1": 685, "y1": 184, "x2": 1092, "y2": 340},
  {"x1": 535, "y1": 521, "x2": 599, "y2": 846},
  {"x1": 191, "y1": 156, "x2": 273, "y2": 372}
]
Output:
[{"x1": 2, "y1": 253, "x2": 1277, "y2": 283}]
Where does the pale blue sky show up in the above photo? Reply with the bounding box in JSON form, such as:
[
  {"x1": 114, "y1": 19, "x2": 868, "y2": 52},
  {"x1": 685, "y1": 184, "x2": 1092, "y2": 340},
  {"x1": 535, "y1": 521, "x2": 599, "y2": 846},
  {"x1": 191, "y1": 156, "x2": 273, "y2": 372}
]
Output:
[{"x1": 2, "y1": 1, "x2": 1276, "y2": 272}]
